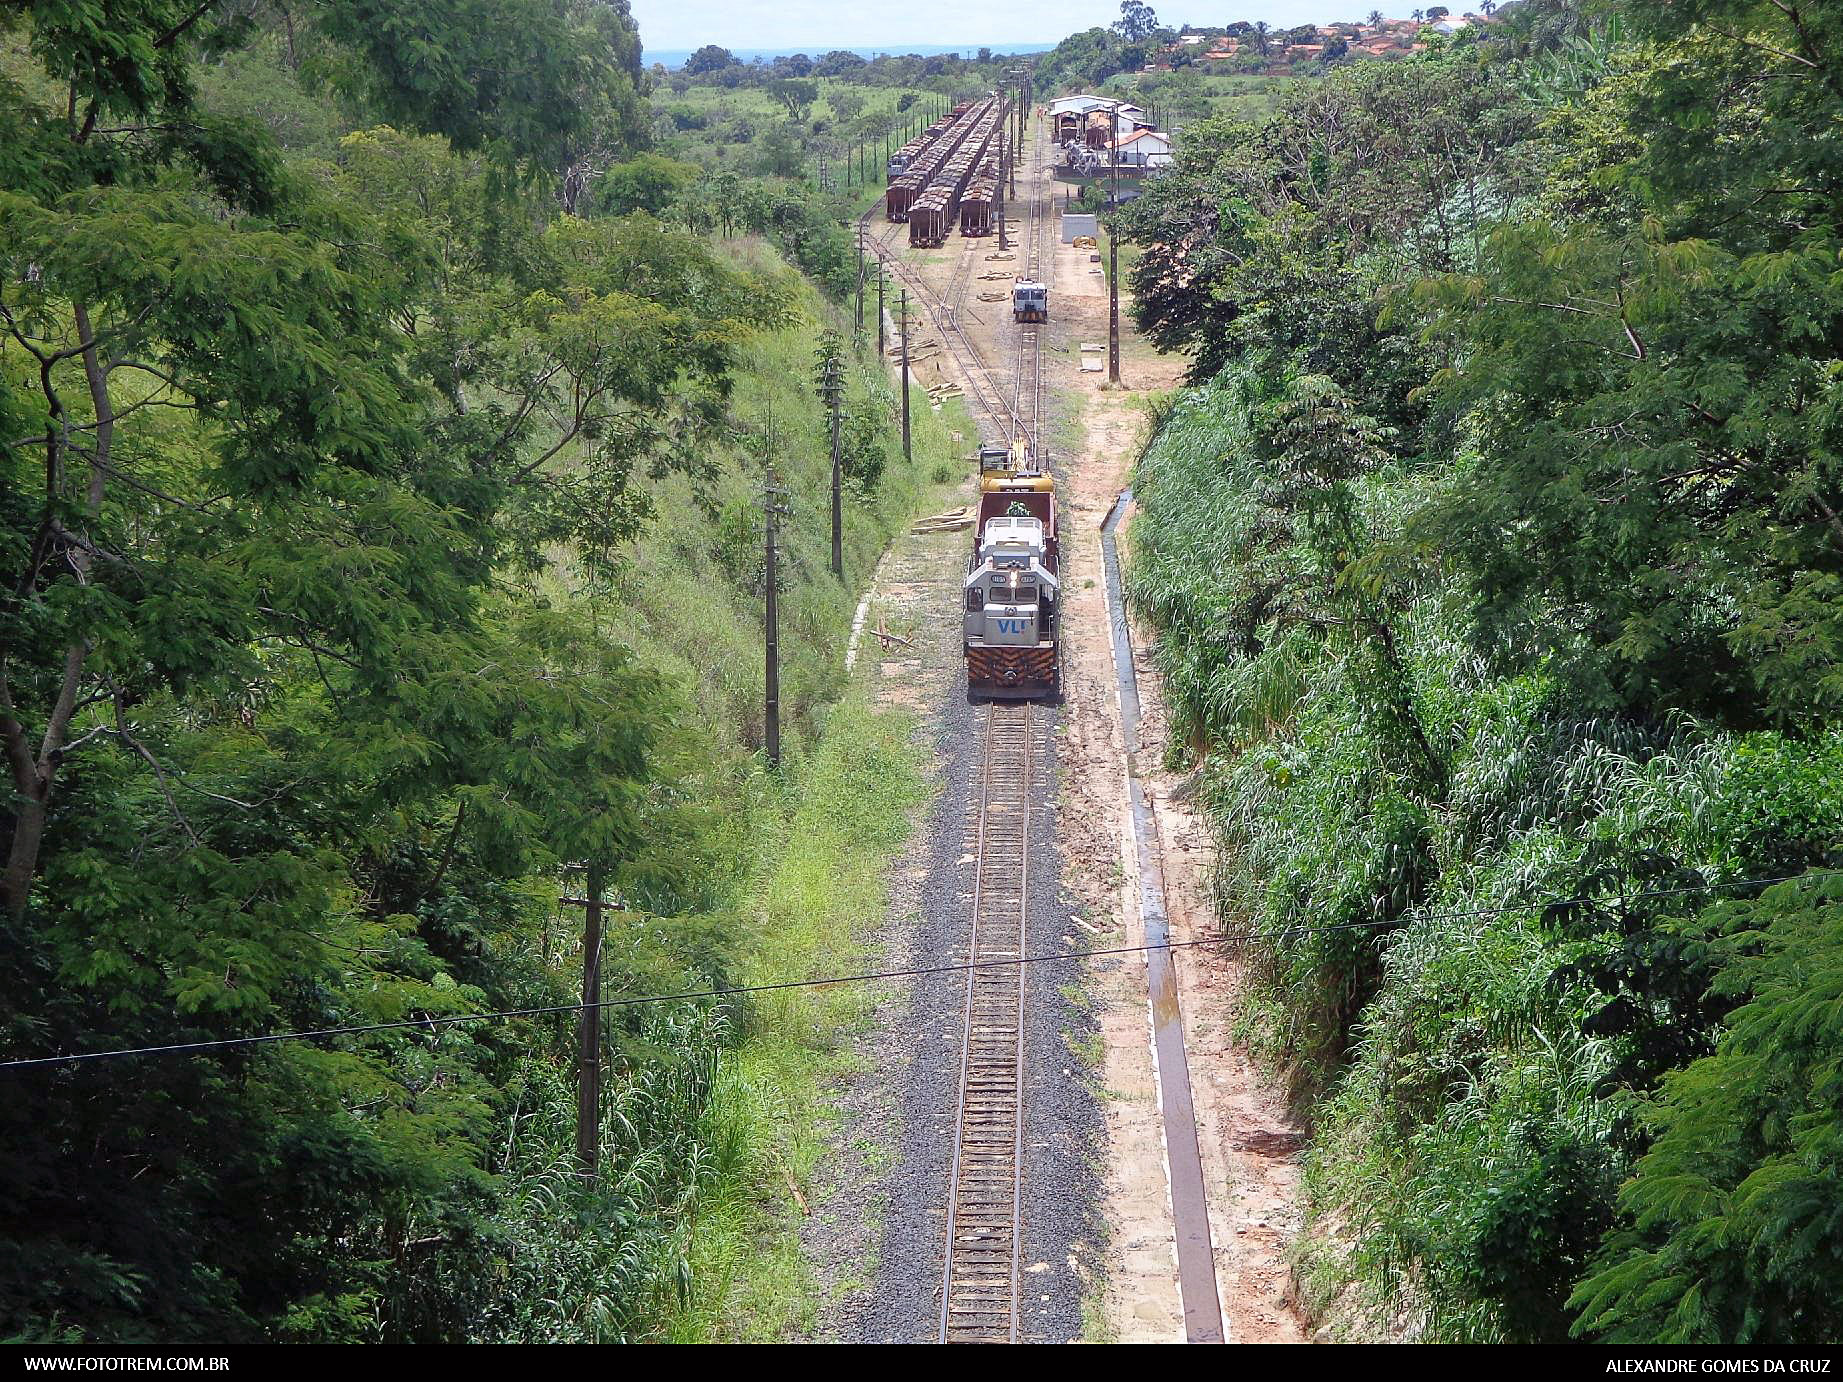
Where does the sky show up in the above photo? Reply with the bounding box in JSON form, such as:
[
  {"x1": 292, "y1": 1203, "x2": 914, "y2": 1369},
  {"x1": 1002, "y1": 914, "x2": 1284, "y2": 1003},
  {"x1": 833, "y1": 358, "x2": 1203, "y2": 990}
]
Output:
[{"x1": 626, "y1": 1, "x2": 1372, "y2": 54}]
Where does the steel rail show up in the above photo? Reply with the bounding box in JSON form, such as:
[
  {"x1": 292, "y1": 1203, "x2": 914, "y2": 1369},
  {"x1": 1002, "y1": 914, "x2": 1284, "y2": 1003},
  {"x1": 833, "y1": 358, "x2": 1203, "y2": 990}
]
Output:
[
  {"x1": 1100, "y1": 490, "x2": 1227, "y2": 1344},
  {"x1": 859, "y1": 113, "x2": 1032, "y2": 447},
  {"x1": 939, "y1": 701, "x2": 1033, "y2": 1344}
]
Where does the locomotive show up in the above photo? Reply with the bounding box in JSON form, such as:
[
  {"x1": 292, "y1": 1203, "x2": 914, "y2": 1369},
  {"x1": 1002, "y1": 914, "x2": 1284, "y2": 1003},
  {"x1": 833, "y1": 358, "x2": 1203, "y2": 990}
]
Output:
[
  {"x1": 964, "y1": 442, "x2": 1059, "y2": 699},
  {"x1": 1011, "y1": 279, "x2": 1048, "y2": 323}
]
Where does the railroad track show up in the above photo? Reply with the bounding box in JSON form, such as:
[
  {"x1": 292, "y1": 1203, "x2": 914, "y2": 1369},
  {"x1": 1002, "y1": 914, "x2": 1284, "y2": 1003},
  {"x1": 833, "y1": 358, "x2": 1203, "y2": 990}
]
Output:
[
  {"x1": 940, "y1": 700, "x2": 1033, "y2": 1344},
  {"x1": 1008, "y1": 117, "x2": 1050, "y2": 450},
  {"x1": 863, "y1": 101, "x2": 1054, "y2": 1344},
  {"x1": 868, "y1": 102, "x2": 1226, "y2": 1344},
  {"x1": 860, "y1": 104, "x2": 1035, "y2": 449}
]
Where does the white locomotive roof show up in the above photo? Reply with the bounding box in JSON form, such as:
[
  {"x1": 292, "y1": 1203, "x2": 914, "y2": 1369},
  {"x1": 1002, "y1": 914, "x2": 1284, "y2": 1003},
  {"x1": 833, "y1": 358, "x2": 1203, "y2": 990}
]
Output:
[{"x1": 980, "y1": 515, "x2": 1044, "y2": 551}]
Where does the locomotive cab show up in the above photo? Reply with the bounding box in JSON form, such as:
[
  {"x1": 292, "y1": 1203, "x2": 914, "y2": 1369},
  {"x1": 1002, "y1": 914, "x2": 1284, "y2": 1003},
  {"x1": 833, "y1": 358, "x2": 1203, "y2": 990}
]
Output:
[
  {"x1": 964, "y1": 516, "x2": 1059, "y2": 652},
  {"x1": 1011, "y1": 279, "x2": 1048, "y2": 323}
]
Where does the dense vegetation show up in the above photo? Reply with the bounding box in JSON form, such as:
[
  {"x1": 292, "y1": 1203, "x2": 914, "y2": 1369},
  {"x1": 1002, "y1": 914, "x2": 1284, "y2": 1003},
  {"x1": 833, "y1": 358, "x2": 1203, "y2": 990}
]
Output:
[
  {"x1": 0, "y1": 0, "x2": 954, "y2": 1343},
  {"x1": 1123, "y1": 0, "x2": 1843, "y2": 1343}
]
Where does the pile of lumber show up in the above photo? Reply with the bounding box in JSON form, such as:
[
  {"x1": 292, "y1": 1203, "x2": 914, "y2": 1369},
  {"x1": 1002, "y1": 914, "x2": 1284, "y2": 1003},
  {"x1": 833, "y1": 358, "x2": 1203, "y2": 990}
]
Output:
[{"x1": 910, "y1": 506, "x2": 974, "y2": 534}]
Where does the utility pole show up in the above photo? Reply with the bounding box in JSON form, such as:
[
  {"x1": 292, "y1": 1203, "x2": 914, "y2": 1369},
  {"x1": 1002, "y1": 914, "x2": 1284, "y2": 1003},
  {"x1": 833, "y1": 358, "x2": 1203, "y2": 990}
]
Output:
[
  {"x1": 997, "y1": 125, "x2": 1008, "y2": 251},
  {"x1": 572, "y1": 863, "x2": 605, "y2": 1181},
  {"x1": 823, "y1": 352, "x2": 844, "y2": 578},
  {"x1": 899, "y1": 289, "x2": 912, "y2": 463},
  {"x1": 1009, "y1": 71, "x2": 1022, "y2": 200},
  {"x1": 1109, "y1": 100, "x2": 1122, "y2": 388},
  {"x1": 855, "y1": 226, "x2": 866, "y2": 338},
  {"x1": 764, "y1": 475, "x2": 787, "y2": 767},
  {"x1": 1010, "y1": 93, "x2": 1018, "y2": 200}
]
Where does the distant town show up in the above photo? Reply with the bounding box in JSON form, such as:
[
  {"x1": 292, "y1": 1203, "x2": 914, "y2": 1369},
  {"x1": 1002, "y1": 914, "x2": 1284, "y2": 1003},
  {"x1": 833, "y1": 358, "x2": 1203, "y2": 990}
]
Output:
[{"x1": 1148, "y1": 10, "x2": 1500, "y2": 73}]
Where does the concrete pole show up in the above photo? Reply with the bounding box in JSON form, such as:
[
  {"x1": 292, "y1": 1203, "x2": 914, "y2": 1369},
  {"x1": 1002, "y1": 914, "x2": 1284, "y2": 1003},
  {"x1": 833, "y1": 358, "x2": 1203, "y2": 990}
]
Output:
[
  {"x1": 575, "y1": 868, "x2": 603, "y2": 1181},
  {"x1": 827, "y1": 362, "x2": 843, "y2": 579},
  {"x1": 764, "y1": 484, "x2": 781, "y2": 766},
  {"x1": 1109, "y1": 102, "x2": 1122, "y2": 387},
  {"x1": 899, "y1": 289, "x2": 912, "y2": 462}
]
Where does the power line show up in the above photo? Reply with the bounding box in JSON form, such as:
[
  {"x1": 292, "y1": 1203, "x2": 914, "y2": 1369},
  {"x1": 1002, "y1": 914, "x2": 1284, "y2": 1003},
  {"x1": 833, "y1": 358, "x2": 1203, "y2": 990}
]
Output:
[{"x1": 3, "y1": 867, "x2": 1835, "y2": 1073}]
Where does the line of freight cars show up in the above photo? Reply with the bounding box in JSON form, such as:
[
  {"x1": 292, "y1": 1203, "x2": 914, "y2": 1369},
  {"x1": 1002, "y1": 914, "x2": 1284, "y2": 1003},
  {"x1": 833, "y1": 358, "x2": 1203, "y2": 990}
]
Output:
[
  {"x1": 886, "y1": 103, "x2": 973, "y2": 181},
  {"x1": 908, "y1": 99, "x2": 1005, "y2": 248},
  {"x1": 884, "y1": 98, "x2": 987, "y2": 222},
  {"x1": 885, "y1": 95, "x2": 1007, "y2": 244}
]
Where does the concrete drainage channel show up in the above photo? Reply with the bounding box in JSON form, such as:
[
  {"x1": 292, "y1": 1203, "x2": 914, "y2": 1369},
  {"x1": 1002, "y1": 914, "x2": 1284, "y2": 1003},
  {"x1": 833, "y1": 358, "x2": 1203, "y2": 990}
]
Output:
[{"x1": 1100, "y1": 488, "x2": 1227, "y2": 1344}]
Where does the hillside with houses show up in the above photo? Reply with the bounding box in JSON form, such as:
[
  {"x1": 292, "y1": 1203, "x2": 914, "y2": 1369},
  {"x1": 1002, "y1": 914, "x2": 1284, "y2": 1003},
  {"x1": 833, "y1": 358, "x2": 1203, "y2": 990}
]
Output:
[{"x1": 1158, "y1": 11, "x2": 1502, "y2": 74}]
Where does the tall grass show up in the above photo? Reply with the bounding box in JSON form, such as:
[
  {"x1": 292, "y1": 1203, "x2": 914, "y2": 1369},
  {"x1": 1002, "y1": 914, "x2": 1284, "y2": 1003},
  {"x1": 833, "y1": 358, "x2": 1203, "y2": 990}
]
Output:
[
  {"x1": 1127, "y1": 375, "x2": 1843, "y2": 1340},
  {"x1": 658, "y1": 691, "x2": 930, "y2": 1341},
  {"x1": 565, "y1": 247, "x2": 961, "y2": 1340}
]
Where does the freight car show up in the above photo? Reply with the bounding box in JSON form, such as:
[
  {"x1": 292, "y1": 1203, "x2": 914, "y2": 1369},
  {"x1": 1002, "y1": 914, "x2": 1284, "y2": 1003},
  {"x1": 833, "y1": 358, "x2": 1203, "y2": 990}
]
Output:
[
  {"x1": 964, "y1": 446, "x2": 1059, "y2": 698},
  {"x1": 909, "y1": 187, "x2": 954, "y2": 247},
  {"x1": 1011, "y1": 279, "x2": 1047, "y2": 322},
  {"x1": 886, "y1": 171, "x2": 925, "y2": 221},
  {"x1": 886, "y1": 106, "x2": 963, "y2": 184},
  {"x1": 960, "y1": 173, "x2": 998, "y2": 236}
]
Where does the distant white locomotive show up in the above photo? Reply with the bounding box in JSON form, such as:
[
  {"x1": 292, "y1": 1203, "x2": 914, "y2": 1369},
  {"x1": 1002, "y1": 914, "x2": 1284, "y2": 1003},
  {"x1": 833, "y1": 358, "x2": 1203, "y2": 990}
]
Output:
[{"x1": 1011, "y1": 278, "x2": 1048, "y2": 323}]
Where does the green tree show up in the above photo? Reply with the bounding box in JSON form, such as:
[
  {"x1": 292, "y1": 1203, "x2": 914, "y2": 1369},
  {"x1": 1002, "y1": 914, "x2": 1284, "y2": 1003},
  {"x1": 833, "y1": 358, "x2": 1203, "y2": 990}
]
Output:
[
  {"x1": 0, "y1": 0, "x2": 769, "y2": 1340},
  {"x1": 1115, "y1": 0, "x2": 1160, "y2": 43},
  {"x1": 770, "y1": 77, "x2": 819, "y2": 123},
  {"x1": 683, "y1": 44, "x2": 733, "y2": 75},
  {"x1": 1412, "y1": 0, "x2": 1843, "y2": 730},
  {"x1": 588, "y1": 151, "x2": 699, "y2": 214},
  {"x1": 1571, "y1": 873, "x2": 1843, "y2": 1343}
]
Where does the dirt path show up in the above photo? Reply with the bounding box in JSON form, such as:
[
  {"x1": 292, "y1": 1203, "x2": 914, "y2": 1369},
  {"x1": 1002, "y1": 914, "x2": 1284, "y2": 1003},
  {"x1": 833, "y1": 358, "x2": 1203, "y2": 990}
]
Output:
[{"x1": 1020, "y1": 162, "x2": 1310, "y2": 1345}]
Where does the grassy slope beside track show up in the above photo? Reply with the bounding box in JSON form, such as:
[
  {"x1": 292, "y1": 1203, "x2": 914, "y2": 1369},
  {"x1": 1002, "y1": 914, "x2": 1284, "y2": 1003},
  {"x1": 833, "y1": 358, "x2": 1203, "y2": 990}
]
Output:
[{"x1": 599, "y1": 256, "x2": 973, "y2": 1341}]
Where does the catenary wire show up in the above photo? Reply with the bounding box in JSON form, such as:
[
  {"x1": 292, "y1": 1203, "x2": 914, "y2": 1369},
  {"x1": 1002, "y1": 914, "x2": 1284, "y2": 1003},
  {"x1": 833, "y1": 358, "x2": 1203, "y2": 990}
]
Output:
[{"x1": 3, "y1": 867, "x2": 1836, "y2": 1073}]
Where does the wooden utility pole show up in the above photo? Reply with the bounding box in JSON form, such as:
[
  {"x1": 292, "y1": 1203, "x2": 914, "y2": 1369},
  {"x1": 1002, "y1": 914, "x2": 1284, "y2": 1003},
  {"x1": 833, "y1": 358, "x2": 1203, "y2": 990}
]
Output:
[
  {"x1": 899, "y1": 289, "x2": 912, "y2": 462},
  {"x1": 573, "y1": 864, "x2": 605, "y2": 1180},
  {"x1": 877, "y1": 259, "x2": 886, "y2": 357},
  {"x1": 855, "y1": 225, "x2": 866, "y2": 337},
  {"x1": 1108, "y1": 100, "x2": 1122, "y2": 388},
  {"x1": 823, "y1": 354, "x2": 844, "y2": 578}
]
